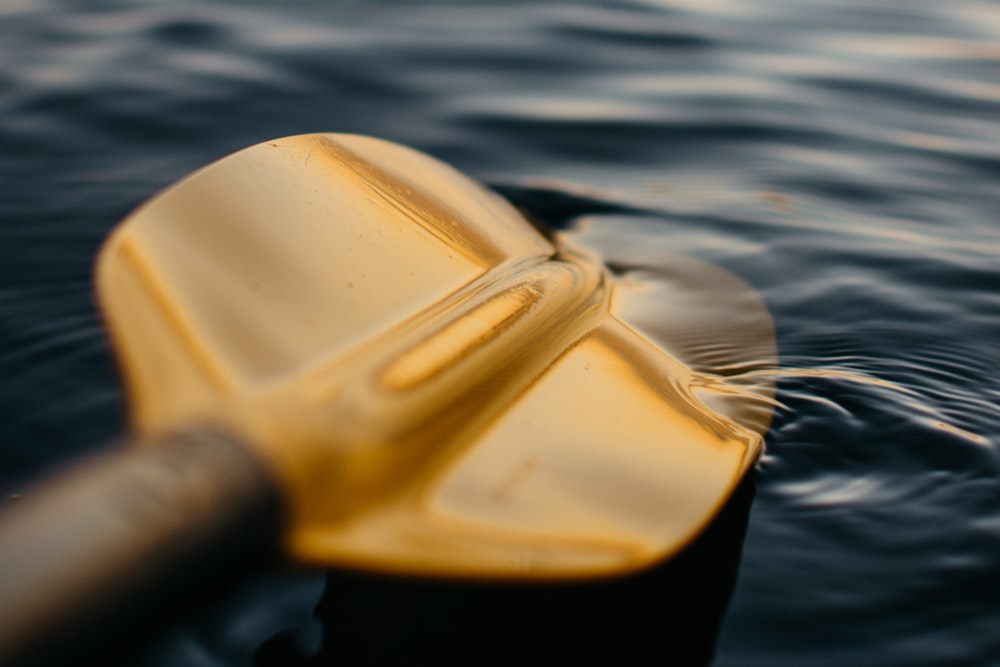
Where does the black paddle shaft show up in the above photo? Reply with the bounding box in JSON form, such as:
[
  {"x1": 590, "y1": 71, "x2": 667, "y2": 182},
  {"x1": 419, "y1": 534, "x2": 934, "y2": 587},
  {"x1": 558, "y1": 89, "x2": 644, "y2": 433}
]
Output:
[{"x1": 0, "y1": 427, "x2": 285, "y2": 667}]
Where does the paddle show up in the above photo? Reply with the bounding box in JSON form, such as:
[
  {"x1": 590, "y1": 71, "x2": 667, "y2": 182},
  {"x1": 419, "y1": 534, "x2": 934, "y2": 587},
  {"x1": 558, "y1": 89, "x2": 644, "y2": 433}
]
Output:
[{"x1": 0, "y1": 134, "x2": 775, "y2": 665}]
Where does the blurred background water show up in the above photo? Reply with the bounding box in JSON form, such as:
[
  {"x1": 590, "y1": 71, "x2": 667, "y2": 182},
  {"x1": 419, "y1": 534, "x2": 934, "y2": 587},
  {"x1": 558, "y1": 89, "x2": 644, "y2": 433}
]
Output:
[{"x1": 2, "y1": 0, "x2": 999, "y2": 665}]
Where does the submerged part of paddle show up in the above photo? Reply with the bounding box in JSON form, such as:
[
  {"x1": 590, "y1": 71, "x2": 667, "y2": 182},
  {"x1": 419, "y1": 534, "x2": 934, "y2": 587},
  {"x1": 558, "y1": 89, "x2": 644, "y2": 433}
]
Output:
[{"x1": 0, "y1": 134, "x2": 775, "y2": 665}]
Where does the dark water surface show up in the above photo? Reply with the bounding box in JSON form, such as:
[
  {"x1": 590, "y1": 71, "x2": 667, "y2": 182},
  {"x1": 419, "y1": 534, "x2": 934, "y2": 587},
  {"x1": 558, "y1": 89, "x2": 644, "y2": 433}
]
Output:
[{"x1": 3, "y1": 0, "x2": 1000, "y2": 665}]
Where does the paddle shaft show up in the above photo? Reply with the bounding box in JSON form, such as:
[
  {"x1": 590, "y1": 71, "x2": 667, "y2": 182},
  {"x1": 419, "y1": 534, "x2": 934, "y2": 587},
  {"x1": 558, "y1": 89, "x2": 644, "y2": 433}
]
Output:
[{"x1": 0, "y1": 428, "x2": 284, "y2": 667}]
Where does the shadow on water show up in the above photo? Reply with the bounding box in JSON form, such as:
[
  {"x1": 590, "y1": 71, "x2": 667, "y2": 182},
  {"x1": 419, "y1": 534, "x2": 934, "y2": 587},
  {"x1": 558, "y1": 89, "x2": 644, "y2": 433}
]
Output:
[{"x1": 255, "y1": 477, "x2": 756, "y2": 667}]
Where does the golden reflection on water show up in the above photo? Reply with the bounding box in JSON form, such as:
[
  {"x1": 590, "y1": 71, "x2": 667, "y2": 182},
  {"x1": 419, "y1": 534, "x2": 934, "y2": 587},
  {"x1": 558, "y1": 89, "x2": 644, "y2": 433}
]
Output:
[
  {"x1": 97, "y1": 133, "x2": 777, "y2": 579},
  {"x1": 757, "y1": 366, "x2": 986, "y2": 445}
]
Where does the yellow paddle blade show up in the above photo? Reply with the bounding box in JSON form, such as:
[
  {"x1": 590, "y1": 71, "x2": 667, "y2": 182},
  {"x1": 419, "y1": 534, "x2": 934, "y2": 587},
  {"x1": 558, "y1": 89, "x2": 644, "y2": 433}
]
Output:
[
  {"x1": 96, "y1": 134, "x2": 775, "y2": 580},
  {"x1": 97, "y1": 134, "x2": 554, "y2": 429}
]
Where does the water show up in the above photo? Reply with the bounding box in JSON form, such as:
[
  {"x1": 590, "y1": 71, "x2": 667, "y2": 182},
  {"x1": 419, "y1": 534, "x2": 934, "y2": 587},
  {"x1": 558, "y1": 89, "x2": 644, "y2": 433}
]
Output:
[{"x1": 2, "y1": 0, "x2": 999, "y2": 664}]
